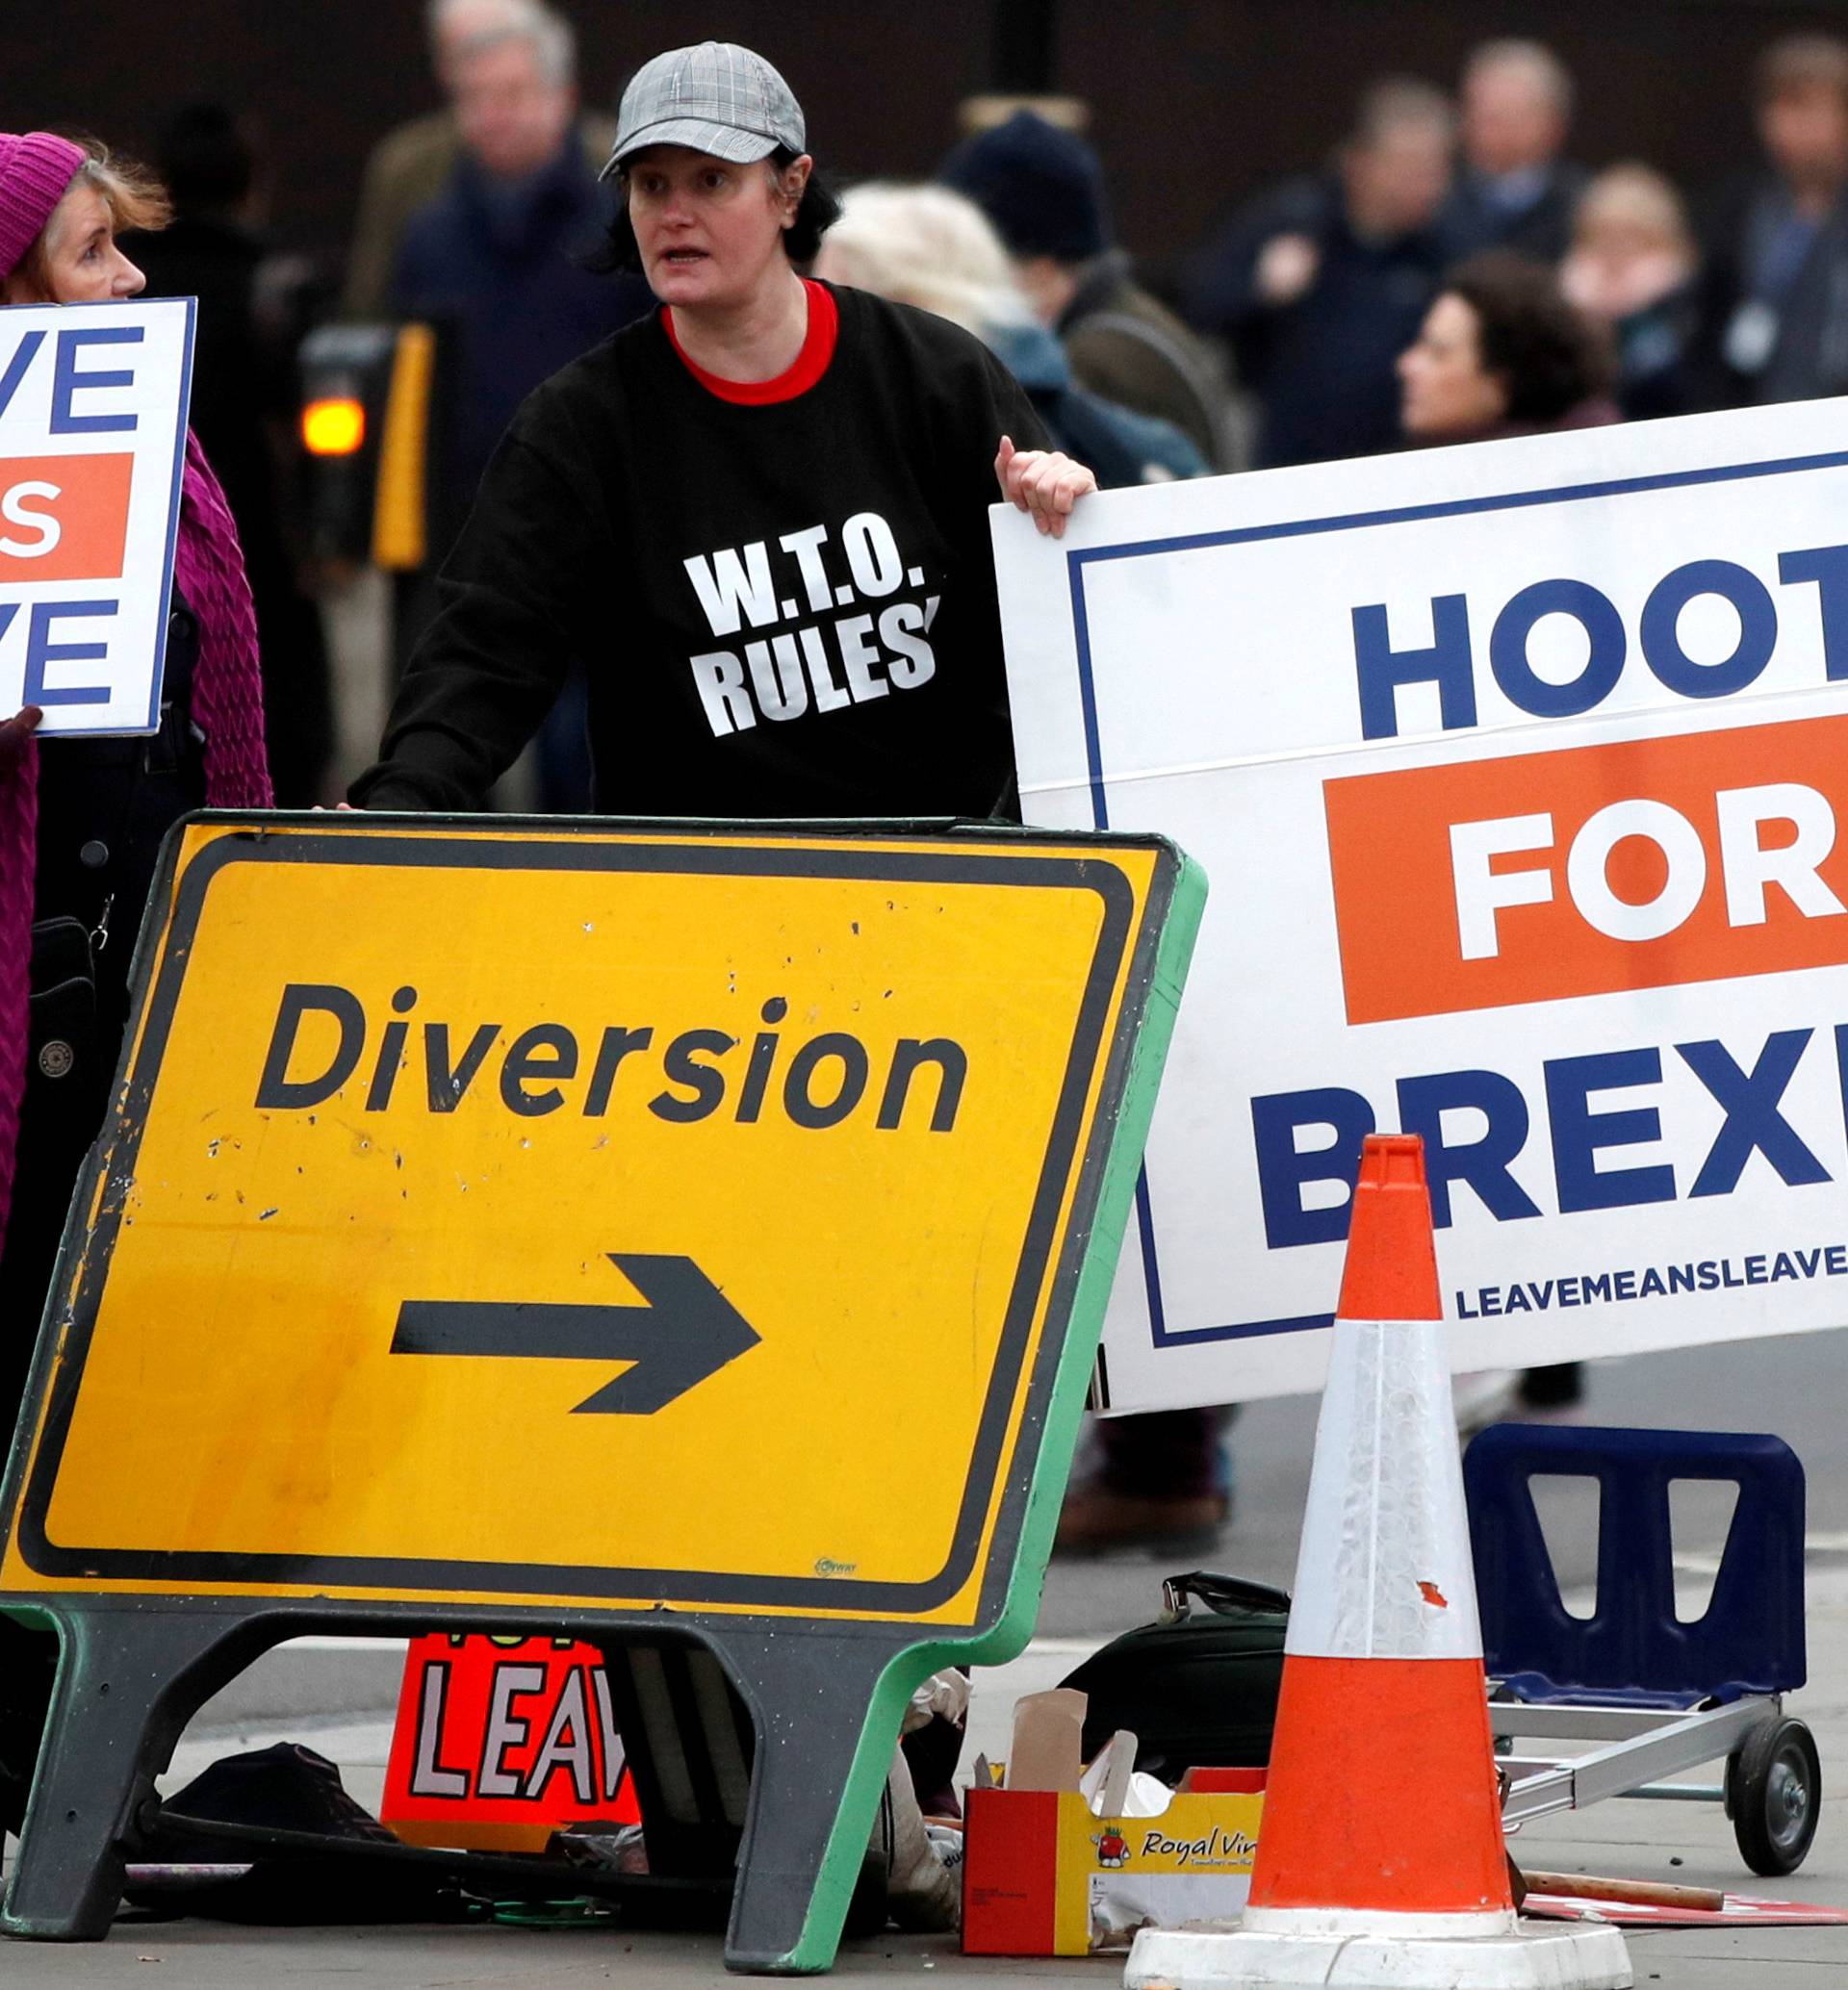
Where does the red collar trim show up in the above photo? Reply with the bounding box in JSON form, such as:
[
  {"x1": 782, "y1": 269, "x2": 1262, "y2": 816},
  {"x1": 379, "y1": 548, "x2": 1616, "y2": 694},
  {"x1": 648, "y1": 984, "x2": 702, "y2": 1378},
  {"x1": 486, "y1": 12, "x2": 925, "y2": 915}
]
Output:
[{"x1": 664, "y1": 280, "x2": 838, "y2": 405}]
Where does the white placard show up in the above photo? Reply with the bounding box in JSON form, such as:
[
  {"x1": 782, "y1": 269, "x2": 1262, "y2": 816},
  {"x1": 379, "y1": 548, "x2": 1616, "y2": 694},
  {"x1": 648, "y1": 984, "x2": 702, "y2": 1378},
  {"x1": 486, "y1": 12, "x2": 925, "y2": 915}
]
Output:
[
  {"x1": 995, "y1": 399, "x2": 1848, "y2": 1408},
  {"x1": 0, "y1": 296, "x2": 194, "y2": 735}
]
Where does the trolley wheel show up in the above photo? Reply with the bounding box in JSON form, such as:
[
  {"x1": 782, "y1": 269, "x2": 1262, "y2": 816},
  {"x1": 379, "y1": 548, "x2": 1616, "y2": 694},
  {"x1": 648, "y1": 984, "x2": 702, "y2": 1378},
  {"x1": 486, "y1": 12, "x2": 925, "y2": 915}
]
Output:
[{"x1": 1726, "y1": 1717, "x2": 1821, "y2": 1876}]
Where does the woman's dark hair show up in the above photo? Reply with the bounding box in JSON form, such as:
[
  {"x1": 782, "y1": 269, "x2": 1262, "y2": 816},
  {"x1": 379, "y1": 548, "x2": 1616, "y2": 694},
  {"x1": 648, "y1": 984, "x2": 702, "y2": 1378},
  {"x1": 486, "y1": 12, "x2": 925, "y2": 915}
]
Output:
[
  {"x1": 1445, "y1": 251, "x2": 1614, "y2": 425},
  {"x1": 595, "y1": 146, "x2": 841, "y2": 275},
  {"x1": 157, "y1": 104, "x2": 255, "y2": 215}
]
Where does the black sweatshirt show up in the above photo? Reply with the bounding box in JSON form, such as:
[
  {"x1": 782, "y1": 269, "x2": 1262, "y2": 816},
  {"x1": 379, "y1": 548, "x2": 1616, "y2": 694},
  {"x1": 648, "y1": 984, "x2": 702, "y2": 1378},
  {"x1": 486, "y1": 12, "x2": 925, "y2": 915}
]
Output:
[{"x1": 349, "y1": 283, "x2": 1050, "y2": 820}]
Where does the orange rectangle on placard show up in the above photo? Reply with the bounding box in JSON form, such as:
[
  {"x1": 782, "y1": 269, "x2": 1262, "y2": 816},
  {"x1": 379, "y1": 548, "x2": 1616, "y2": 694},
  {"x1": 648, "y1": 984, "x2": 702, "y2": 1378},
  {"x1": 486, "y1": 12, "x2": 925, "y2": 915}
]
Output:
[
  {"x1": 0, "y1": 452, "x2": 134, "y2": 582},
  {"x1": 1324, "y1": 711, "x2": 1848, "y2": 1025}
]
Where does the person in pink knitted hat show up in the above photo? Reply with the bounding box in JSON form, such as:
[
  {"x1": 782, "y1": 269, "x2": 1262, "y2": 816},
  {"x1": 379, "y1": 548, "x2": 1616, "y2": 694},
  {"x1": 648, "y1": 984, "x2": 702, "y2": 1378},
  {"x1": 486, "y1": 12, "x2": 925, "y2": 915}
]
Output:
[{"x1": 0, "y1": 133, "x2": 274, "y2": 1826}]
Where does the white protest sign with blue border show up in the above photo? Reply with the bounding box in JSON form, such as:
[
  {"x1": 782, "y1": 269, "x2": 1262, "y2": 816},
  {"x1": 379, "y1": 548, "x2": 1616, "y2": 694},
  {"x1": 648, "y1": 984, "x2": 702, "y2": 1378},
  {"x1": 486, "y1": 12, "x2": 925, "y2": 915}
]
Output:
[
  {"x1": 0, "y1": 296, "x2": 194, "y2": 736},
  {"x1": 995, "y1": 399, "x2": 1848, "y2": 1408}
]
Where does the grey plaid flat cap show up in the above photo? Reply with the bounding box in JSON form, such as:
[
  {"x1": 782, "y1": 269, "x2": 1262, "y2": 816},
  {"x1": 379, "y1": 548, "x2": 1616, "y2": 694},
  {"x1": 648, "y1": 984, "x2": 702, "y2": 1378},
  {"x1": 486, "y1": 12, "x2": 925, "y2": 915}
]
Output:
[{"x1": 603, "y1": 42, "x2": 806, "y2": 175}]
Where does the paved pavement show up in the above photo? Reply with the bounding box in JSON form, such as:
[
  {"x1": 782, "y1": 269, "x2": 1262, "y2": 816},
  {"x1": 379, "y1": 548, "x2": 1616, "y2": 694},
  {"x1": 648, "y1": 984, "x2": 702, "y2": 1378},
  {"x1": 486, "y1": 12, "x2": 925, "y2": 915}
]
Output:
[{"x1": 8, "y1": 1326, "x2": 1848, "y2": 1985}]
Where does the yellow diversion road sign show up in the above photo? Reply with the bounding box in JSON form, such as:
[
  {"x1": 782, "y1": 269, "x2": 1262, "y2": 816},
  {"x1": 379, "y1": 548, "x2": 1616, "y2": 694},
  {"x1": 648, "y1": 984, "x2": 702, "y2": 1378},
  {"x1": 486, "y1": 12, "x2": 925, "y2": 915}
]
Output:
[{"x1": 0, "y1": 816, "x2": 1200, "y2": 1971}]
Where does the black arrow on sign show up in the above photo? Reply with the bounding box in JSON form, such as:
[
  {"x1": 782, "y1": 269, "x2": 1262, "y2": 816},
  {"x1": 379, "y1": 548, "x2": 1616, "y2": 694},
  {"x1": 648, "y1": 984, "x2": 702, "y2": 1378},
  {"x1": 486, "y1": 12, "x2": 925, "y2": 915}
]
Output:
[{"x1": 390, "y1": 1253, "x2": 760, "y2": 1414}]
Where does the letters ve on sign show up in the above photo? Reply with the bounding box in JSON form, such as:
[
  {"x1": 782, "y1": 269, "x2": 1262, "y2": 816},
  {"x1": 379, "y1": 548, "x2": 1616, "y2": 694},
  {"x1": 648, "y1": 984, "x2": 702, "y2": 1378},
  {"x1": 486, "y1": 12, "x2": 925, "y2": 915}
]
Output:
[{"x1": 0, "y1": 323, "x2": 146, "y2": 435}]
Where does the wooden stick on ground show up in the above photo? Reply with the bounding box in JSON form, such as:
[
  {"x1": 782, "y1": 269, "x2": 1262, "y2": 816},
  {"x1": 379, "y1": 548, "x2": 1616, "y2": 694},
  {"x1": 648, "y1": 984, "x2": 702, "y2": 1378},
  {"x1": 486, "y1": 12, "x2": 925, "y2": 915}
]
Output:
[{"x1": 1518, "y1": 1868, "x2": 1727, "y2": 1913}]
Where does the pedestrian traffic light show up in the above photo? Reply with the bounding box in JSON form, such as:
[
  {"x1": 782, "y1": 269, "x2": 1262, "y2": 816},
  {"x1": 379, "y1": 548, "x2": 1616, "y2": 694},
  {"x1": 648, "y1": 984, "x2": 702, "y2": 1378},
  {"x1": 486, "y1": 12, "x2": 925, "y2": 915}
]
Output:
[
  {"x1": 301, "y1": 395, "x2": 366, "y2": 457},
  {"x1": 297, "y1": 322, "x2": 439, "y2": 570}
]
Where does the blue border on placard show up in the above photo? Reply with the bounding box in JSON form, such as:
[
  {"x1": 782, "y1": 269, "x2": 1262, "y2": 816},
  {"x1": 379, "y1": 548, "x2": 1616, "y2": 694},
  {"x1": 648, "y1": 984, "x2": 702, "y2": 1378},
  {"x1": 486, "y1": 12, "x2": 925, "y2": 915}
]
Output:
[
  {"x1": 1065, "y1": 444, "x2": 1848, "y2": 1348},
  {"x1": 146, "y1": 295, "x2": 196, "y2": 732},
  {"x1": 0, "y1": 295, "x2": 194, "y2": 735}
]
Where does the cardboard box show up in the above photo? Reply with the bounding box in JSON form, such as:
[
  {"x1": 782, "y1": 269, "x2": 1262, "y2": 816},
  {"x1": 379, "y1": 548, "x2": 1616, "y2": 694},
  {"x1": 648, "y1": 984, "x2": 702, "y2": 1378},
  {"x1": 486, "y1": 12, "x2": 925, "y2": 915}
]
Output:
[{"x1": 962, "y1": 1777, "x2": 1265, "y2": 1955}]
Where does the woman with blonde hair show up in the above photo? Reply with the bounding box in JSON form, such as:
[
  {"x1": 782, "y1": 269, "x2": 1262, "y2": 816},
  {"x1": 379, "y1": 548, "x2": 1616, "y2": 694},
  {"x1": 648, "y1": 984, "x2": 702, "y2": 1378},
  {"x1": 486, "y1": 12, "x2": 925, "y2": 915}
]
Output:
[
  {"x1": 813, "y1": 180, "x2": 1026, "y2": 337},
  {"x1": 1560, "y1": 163, "x2": 1701, "y2": 417}
]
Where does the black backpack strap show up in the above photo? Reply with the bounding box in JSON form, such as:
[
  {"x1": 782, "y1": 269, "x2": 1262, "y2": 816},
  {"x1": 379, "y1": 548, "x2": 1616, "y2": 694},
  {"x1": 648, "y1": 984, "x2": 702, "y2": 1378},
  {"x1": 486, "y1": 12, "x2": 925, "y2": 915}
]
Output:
[{"x1": 1161, "y1": 1570, "x2": 1292, "y2": 1622}]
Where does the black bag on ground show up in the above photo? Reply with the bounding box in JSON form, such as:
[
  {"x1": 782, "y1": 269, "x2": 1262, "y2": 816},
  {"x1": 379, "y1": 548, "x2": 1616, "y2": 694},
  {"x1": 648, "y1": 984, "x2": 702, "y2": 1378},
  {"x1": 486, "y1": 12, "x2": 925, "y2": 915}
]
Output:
[
  {"x1": 1057, "y1": 1571, "x2": 1289, "y2": 1784},
  {"x1": 130, "y1": 1744, "x2": 463, "y2": 1926},
  {"x1": 155, "y1": 1743, "x2": 398, "y2": 1858}
]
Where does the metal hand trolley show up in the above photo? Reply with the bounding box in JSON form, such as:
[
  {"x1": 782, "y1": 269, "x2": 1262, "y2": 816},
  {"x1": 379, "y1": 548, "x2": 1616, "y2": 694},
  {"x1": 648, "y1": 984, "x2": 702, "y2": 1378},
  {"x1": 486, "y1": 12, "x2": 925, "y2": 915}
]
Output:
[{"x1": 1464, "y1": 1424, "x2": 1820, "y2": 1877}]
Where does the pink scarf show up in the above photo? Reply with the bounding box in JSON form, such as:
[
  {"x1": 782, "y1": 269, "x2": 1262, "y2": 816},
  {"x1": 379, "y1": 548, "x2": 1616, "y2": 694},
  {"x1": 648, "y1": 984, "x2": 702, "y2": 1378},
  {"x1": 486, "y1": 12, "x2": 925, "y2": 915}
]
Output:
[{"x1": 0, "y1": 429, "x2": 271, "y2": 1248}]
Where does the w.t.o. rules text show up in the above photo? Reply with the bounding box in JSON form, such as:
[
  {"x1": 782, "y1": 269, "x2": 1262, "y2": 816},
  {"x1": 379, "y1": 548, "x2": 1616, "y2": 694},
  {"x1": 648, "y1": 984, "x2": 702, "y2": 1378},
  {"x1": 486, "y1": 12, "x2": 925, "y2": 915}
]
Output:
[{"x1": 681, "y1": 511, "x2": 940, "y2": 736}]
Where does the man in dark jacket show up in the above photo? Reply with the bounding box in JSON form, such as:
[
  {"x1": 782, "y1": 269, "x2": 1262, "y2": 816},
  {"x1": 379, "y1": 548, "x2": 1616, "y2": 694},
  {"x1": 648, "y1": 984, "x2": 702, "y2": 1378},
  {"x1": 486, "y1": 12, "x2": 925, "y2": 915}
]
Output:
[
  {"x1": 344, "y1": 0, "x2": 617, "y2": 322},
  {"x1": 941, "y1": 111, "x2": 1236, "y2": 471},
  {"x1": 1187, "y1": 80, "x2": 1453, "y2": 469},
  {"x1": 390, "y1": 4, "x2": 649, "y2": 804},
  {"x1": 1694, "y1": 34, "x2": 1848, "y2": 408},
  {"x1": 393, "y1": 7, "x2": 647, "y2": 550},
  {"x1": 1437, "y1": 40, "x2": 1586, "y2": 267}
]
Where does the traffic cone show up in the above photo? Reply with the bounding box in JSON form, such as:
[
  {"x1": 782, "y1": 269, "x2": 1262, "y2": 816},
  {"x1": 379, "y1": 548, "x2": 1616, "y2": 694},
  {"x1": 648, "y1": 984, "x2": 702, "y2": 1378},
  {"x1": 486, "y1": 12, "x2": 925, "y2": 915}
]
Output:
[{"x1": 1125, "y1": 1135, "x2": 1630, "y2": 1990}]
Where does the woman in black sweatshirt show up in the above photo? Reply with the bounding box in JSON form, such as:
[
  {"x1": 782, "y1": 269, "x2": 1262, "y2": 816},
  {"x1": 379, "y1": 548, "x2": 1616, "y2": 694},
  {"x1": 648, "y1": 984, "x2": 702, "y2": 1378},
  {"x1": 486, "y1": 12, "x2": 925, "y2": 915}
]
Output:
[{"x1": 351, "y1": 40, "x2": 1097, "y2": 822}]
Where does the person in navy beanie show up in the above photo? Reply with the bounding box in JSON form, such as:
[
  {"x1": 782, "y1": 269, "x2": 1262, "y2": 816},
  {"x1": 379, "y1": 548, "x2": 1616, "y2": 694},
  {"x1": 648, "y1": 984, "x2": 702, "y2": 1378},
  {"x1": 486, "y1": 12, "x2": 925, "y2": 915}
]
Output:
[
  {"x1": 941, "y1": 109, "x2": 1234, "y2": 470},
  {"x1": 1186, "y1": 80, "x2": 1456, "y2": 470}
]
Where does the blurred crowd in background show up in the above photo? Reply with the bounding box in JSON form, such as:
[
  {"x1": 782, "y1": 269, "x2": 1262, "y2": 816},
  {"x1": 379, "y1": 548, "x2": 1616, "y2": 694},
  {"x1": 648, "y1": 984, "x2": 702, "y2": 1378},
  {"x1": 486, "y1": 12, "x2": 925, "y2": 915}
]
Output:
[{"x1": 97, "y1": 3, "x2": 1848, "y2": 808}]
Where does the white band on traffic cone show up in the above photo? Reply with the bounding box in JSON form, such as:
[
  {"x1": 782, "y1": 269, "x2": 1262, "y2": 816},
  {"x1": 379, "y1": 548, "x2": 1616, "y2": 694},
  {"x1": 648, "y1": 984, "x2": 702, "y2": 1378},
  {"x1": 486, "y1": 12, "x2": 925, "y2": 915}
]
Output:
[{"x1": 1285, "y1": 1315, "x2": 1483, "y2": 1664}]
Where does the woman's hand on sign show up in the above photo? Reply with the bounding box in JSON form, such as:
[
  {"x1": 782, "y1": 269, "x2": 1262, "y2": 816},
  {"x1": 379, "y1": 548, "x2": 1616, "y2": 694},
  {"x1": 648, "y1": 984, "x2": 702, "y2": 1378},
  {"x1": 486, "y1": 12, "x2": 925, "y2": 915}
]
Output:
[
  {"x1": 995, "y1": 436, "x2": 1098, "y2": 540},
  {"x1": 0, "y1": 704, "x2": 42, "y2": 765}
]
